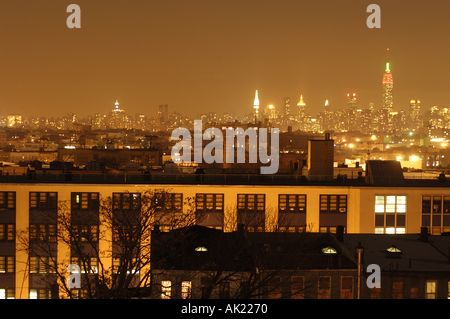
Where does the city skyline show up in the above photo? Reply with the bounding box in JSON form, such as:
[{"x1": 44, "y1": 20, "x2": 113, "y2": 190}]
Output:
[{"x1": 1, "y1": 1, "x2": 450, "y2": 118}]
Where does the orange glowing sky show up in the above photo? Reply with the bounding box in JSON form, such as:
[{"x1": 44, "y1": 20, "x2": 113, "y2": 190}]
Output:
[{"x1": 1, "y1": 0, "x2": 450, "y2": 118}]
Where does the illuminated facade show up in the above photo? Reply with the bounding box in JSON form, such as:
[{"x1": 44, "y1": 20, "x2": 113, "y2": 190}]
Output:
[
  {"x1": 1, "y1": 177, "x2": 450, "y2": 298},
  {"x1": 409, "y1": 100, "x2": 421, "y2": 128},
  {"x1": 1, "y1": 171, "x2": 450, "y2": 299},
  {"x1": 284, "y1": 98, "x2": 290, "y2": 116},
  {"x1": 7, "y1": 115, "x2": 22, "y2": 128}
]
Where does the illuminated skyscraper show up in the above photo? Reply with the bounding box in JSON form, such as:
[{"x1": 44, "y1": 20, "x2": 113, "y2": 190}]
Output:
[
  {"x1": 409, "y1": 100, "x2": 420, "y2": 122},
  {"x1": 284, "y1": 98, "x2": 290, "y2": 116},
  {"x1": 297, "y1": 95, "x2": 306, "y2": 118},
  {"x1": 382, "y1": 49, "x2": 393, "y2": 112},
  {"x1": 253, "y1": 90, "x2": 260, "y2": 123},
  {"x1": 347, "y1": 93, "x2": 357, "y2": 110},
  {"x1": 109, "y1": 100, "x2": 127, "y2": 129},
  {"x1": 346, "y1": 93, "x2": 357, "y2": 131},
  {"x1": 297, "y1": 95, "x2": 306, "y2": 130}
]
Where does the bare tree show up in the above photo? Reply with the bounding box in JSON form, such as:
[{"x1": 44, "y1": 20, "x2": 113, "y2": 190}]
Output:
[{"x1": 18, "y1": 189, "x2": 198, "y2": 299}]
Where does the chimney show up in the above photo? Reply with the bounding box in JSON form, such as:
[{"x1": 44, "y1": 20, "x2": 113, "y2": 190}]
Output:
[
  {"x1": 336, "y1": 225, "x2": 345, "y2": 242},
  {"x1": 420, "y1": 227, "x2": 428, "y2": 242}
]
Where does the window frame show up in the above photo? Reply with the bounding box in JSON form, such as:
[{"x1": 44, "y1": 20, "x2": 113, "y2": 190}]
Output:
[
  {"x1": 319, "y1": 195, "x2": 347, "y2": 213},
  {"x1": 374, "y1": 195, "x2": 407, "y2": 234},
  {"x1": 0, "y1": 224, "x2": 15, "y2": 242},
  {"x1": 318, "y1": 276, "x2": 331, "y2": 299},
  {"x1": 278, "y1": 194, "x2": 307, "y2": 213},
  {"x1": 0, "y1": 192, "x2": 15, "y2": 210},
  {"x1": 112, "y1": 192, "x2": 141, "y2": 211},
  {"x1": 0, "y1": 256, "x2": 15, "y2": 273},
  {"x1": 237, "y1": 194, "x2": 265, "y2": 213},
  {"x1": 71, "y1": 192, "x2": 99, "y2": 211},
  {"x1": 155, "y1": 193, "x2": 183, "y2": 212},
  {"x1": 421, "y1": 195, "x2": 450, "y2": 234},
  {"x1": 195, "y1": 193, "x2": 224, "y2": 212},
  {"x1": 29, "y1": 192, "x2": 57, "y2": 210}
]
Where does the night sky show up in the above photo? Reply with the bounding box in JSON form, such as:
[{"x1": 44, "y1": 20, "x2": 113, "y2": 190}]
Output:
[{"x1": 1, "y1": 0, "x2": 450, "y2": 118}]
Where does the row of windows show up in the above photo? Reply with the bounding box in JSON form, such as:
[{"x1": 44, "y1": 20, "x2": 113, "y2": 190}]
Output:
[
  {"x1": 8, "y1": 191, "x2": 450, "y2": 235},
  {"x1": 371, "y1": 280, "x2": 443, "y2": 299},
  {"x1": 162, "y1": 277, "x2": 448, "y2": 299},
  {"x1": 29, "y1": 256, "x2": 56, "y2": 274},
  {"x1": 21, "y1": 279, "x2": 441, "y2": 299},
  {"x1": 422, "y1": 196, "x2": 450, "y2": 234},
  {"x1": 159, "y1": 276, "x2": 350, "y2": 299},
  {"x1": 0, "y1": 192, "x2": 349, "y2": 213}
]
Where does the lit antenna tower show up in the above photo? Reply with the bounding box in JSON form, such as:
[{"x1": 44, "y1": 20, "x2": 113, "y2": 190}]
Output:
[
  {"x1": 382, "y1": 48, "x2": 393, "y2": 112},
  {"x1": 253, "y1": 90, "x2": 260, "y2": 123}
]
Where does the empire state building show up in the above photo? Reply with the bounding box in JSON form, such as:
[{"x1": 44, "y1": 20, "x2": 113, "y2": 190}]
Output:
[{"x1": 382, "y1": 49, "x2": 393, "y2": 112}]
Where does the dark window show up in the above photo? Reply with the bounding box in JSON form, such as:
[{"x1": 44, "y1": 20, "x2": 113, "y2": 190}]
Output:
[
  {"x1": 30, "y1": 192, "x2": 57, "y2": 210},
  {"x1": 0, "y1": 224, "x2": 15, "y2": 242},
  {"x1": 320, "y1": 195, "x2": 347, "y2": 213},
  {"x1": 0, "y1": 192, "x2": 15, "y2": 210},
  {"x1": 237, "y1": 194, "x2": 265, "y2": 213},
  {"x1": 237, "y1": 194, "x2": 265, "y2": 231},
  {"x1": 0, "y1": 256, "x2": 14, "y2": 273},
  {"x1": 422, "y1": 195, "x2": 450, "y2": 234},
  {"x1": 279, "y1": 195, "x2": 306, "y2": 212},
  {"x1": 196, "y1": 194, "x2": 224, "y2": 212},
  {"x1": 72, "y1": 193, "x2": 99, "y2": 210},
  {"x1": 29, "y1": 224, "x2": 57, "y2": 242},
  {"x1": 113, "y1": 193, "x2": 141, "y2": 210},
  {"x1": 71, "y1": 224, "x2": 98, "y2": 242},
  {"x1": 155, "y1": 193, "x2": 183, "y2": 211}
]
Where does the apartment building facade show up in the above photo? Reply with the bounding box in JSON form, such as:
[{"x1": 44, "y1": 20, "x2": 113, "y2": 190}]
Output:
[{"x1": 1, "y1": 178, "x2": 450, "y2": 298}]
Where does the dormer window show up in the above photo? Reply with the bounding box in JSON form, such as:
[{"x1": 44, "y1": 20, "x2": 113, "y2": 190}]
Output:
[
  {"x1": 387, "y1": 245, "x2": 401, "y2": 253},
  {"x1": 322, "y1": 246, "x2": 337, "y2": 254},
  {"x1": 386, "y1": 245, "x2": 402, "y2": 259}
]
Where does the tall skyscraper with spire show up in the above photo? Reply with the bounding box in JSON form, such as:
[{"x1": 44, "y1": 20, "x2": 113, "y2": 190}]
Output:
[
  {"x1": 253, "y1": 90, "x2": 260, "y2": 123},
  {"x1": 297, "y1": 95, "x2": 306, "y2": 119},
  {"x1": 297, "y1": 95, "x2": 306, "y2": 131},
  {"x1": 382, "y1": 48, "x2": 393, "y2": 112}
]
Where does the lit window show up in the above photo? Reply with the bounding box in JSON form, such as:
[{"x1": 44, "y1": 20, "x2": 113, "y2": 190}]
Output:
[
  {"x1": 195, "y1": 246, "x2": 208, "y2": 252},
  {"x1": 161, "y1": 281, "x2": 171, "y2": 299},
  {"x1": 426, "y1": 281, "x2": 437, "y2": 299},
  {"x1": 322, "y1": 246, "x2": 337, "y2": 254},
  {"x1": 387, "y1": 245, "x2": 401, "y2": 253},
  {"x1": 181, "y1": 281, "x2": 191, "y2": 299},
  {"x1": 374, "y1": 195, "x2": 406, "y2": 234}
]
